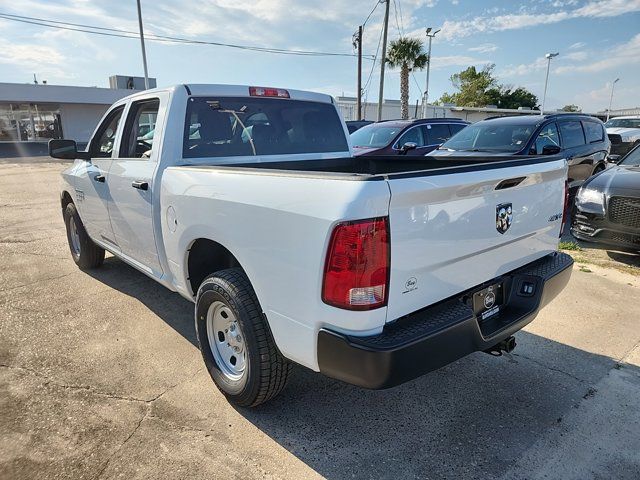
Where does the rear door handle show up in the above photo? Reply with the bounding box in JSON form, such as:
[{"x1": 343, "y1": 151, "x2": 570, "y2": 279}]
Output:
[
  {"x1": 132, "y1": 180, "x2": 149, "y2": 191},
  {"x1": 93, "y1": 174, "x2": 105, "y2": 183}
]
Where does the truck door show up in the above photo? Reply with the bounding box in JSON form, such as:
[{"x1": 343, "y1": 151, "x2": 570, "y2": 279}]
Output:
[
  {"x1": 107, "y1": 96, "x2": 164, "y2": 276},
  {"x1": 74, "y1": 105, "x2": 124, "y2": 247}
]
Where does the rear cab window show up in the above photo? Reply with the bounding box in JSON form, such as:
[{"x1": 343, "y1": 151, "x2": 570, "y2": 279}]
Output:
[
  {"x1": 183, "y1": 97, "x2": 348, "y2": 159},
  {"x1": 558, "y1": 121, "x2": 586, "y2": 148}
]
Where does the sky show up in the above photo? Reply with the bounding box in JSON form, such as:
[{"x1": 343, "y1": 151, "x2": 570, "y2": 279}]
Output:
[{"x1": 0, "y1": 0, "x2": 639, "y2": 113}]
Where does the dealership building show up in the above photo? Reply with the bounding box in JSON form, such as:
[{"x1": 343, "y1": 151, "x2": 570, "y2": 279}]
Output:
[{"x1": 0, "y1": 76, "x2": 155, "y2": 147}]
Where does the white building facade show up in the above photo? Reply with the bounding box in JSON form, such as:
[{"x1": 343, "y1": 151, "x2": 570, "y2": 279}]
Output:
[{"x1": 0, "y1": 82, "x2": 144, "y2": 145}]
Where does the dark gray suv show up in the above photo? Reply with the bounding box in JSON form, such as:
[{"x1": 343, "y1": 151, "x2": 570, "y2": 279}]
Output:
[{"x1": 432, "y1": 114, "x2": 611, "y2": 189}]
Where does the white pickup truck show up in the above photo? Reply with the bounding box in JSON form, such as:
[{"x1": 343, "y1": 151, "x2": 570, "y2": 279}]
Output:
[{"x1": 50, "y1": 84, "x2": 573, "y2": 407}]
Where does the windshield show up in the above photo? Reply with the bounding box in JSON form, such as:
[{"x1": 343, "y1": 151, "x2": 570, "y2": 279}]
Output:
[
  {"x1": 183, "y1": 97, "x2": 348, "y2": 159},
  {"x1": 605, "y1": 118, "x2": 640, "y2": 129},
  {"x1": 350, "y1": 124, "x2": 402, "y2": 148},
  {"x1": 620, "y1": 146, "x2": 640, "y2": 166},
  {"x1": 441, "y1": 122, "x2": 535, "y2": 152}
]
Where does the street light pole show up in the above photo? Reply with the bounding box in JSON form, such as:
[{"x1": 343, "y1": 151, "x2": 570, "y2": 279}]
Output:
[
  {"x1": 607, "y1": 78, "x2": 620, "y2": 122},
  {"x1": 422, "y1": 28, "x2": 440, "y2": 118},
  {"x1": 377, "y1": 0, "x2": 390, "y2": 121},
  {"x1": 136, "y1": 0, "x2": 150, "y2": 90},
  {"x1": 540, "y1": 52, "x2": 559, "y2": 115}
]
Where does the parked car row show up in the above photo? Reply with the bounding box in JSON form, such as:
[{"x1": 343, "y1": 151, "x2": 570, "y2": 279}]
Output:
[{"x1": 349, "y1": 113, "x2": 638, "y2": 253}]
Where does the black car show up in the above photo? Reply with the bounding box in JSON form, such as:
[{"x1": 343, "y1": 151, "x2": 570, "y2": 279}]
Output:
[
  {"x1": 432, "y1": 114, "x2": 611, "y2": 189},
  {"x1": 350, "y1": 118, "x2": 470, "y2": 156},
  {"x1": 571, "y1": 144, "x2": 640, "y2": 252},
  {"x1": 346, "y1": 120, "x2": 373, "y2": 134}
]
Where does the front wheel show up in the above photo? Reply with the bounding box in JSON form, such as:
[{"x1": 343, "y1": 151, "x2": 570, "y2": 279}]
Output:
[
  {"x1": 63, "y1": 203, "x2": 105, "y2": 269},
  {"x1": 195, "y1": 268, "x2": 291, "y2": 407}
]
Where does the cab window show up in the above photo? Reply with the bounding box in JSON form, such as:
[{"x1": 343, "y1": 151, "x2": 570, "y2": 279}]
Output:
[
  {"x1": 90, "y1": 106, "x2": 124, "y2": 158},
  {"x1": 121, "y1": 99, "x2": 160, "y2": 159},
  {"x1": 532, "y1": 123, "x2": 561, "y2": 154}
]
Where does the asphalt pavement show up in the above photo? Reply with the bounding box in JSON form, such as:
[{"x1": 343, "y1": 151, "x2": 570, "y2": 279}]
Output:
[{"x1": 1, "y1": 159, "x2": 639, "y2": 480}]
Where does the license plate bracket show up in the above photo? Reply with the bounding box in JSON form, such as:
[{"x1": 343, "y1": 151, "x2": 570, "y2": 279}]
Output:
[{"x1": 472, "y1": 282, "x2": 504, "y2": 321}]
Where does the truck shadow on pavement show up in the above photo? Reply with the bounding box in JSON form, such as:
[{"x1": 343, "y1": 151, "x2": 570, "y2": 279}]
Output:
[{"x1": 87, "y1": 256, "x2": 640, "y2": 480}]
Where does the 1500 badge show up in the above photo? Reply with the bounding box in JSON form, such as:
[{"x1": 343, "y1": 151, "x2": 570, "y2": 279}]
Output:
[{"x1": 548, "y1": 212, "x2": 563, "y2": 222}]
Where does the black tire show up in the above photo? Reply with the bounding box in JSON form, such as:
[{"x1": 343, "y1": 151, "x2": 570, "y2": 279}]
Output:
[
  {"x1": 195, "y1": 268, "x2": 291, "y2": 407},
  {"x1": 63, "y1": 203, "x2": 105, "y2": 269}
]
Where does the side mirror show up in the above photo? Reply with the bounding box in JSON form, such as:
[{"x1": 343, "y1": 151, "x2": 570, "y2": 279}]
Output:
[
  {"x1": 541, "y1": 144, "x2": 561, "y2": 155},
  {"x1": 400, "y1": 142, "x2": 418, "y2": 154},
  {"x1": 48, "y1": 139, "x2": 89, "y2": 160},
  {"x1": 607, "y1": 154, "x2": 621, "y2": 163}
]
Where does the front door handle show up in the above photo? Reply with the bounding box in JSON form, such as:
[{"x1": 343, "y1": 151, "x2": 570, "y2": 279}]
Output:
[
  {"x1": 132, "y1": 180, "x2": 149, "y2": 191},
  {"x1": 94, "y1": 174, "x2": 105, "y2": 183}
]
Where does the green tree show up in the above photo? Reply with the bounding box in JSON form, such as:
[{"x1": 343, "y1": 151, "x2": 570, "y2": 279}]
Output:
[
  {"x1": 437, "y1": 65, "x2": 538, "y2": 110},
  {"x1": 385, "y1": 37, "x2": 428, "y2": 119},
  {"x1": 437, "y1": 64, "x2": 498, "y2": 107},
  {"x1": 561, "y1": 104, "x2": 580, "y2": 112}
]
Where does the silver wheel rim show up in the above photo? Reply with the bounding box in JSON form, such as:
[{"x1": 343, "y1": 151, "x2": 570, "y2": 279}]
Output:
[
  {"x1": 206, "y1": 301, "x2": 246, "y2": 381},
  {"x1": 69, "y1": 217, "x2": 81, "y2": 256}
]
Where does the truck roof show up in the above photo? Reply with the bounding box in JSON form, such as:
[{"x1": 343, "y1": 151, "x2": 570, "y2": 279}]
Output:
[{"x1": 113, "y1": 84, "x2": 335, "y2": 105}]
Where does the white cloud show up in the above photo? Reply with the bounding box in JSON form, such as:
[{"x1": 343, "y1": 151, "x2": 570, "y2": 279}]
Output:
[
  {"x1": 439, "y1": 0, "x2": 640, "y2": 40},
  {"x1": 555, "y1": 33, "x2": 640, "y2": 74},
  {"x1": 569, "y1": 41, "x2": 586, "y2": 50},
  {"x1": 431, "y1": 55, "x2": 490, "y2": 69},
  {"x1": 499, "y1": 57, "x2": 548, "y2": 77},
  {"x1": 0, "y1": 37, "x2": 72, "y2": 79},
  {"x1": 468, "y1": 43, "x2": 498, "y2": 53}
]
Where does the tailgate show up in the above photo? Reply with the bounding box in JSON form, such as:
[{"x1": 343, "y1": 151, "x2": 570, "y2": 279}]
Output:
[{"x1": 386, "y1": 158, "x2": 567, "y2": 322}]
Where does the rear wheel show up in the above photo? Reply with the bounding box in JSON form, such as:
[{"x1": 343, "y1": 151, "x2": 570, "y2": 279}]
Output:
[
  {"x1": 63, "y1": 203, "x2": 105, "y2": 269},
  {"x1": 195, "y1": 268, "x2": 291, "y2": 407}
]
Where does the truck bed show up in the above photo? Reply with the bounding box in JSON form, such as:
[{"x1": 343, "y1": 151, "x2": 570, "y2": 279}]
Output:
[{"x1": 191, "y1": 154, "x2": 564, "y2": 180}]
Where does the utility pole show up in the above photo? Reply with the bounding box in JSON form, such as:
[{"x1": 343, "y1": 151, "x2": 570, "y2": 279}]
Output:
[
  {"x1": 606, "y1": 78, "x2": 620, "y2": 121},
  {"x1": 422, "y1": 28, "x2": 440, "y2": 118},
  {"x1": 541, "y1": 52, "x2": 559, "y2": 115},
  {"x1": 354, "y1": 26, "x2": 363, "y2": 120},
  {"x1": 377, "y1": 0, "x2": 390, "y2": 121},
  {"x1": 136, "y1": 0, "x2": 150, "y2": 90}
]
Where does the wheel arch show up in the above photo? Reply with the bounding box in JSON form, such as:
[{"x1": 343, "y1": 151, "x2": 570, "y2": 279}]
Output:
[
  {"x1": 61, "y1": 190, "x2": 74, "y2": 210},
  {"x1": 186, "y1": 237, "x2": 245, "y2": 296}
]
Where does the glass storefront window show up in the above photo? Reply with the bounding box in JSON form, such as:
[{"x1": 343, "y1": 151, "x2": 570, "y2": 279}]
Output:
[{"x1": 0, "y1": 103, "x2": 63, "y2": 142}]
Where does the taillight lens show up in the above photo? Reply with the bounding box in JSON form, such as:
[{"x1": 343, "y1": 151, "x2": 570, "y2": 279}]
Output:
[
  {"x1": 322, "y1": 217, "x2": 389, "y2": 310},
  {"x1": 560, "y1": 180, "x2": 569, "y2": 237}
]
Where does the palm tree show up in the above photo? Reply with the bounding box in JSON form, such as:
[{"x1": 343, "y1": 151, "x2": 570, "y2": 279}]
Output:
[{"x1": 385, "y1": 37, "x2": 428, "y2": 119}]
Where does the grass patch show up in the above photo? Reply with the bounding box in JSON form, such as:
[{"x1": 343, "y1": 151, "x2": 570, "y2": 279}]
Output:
[{"x1": 559, "y1": 240, "x2": 582, "y2": 251}]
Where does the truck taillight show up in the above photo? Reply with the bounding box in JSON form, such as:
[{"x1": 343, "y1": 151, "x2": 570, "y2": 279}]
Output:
[
  {"x1": 560, "y1": 180, "x2": 569, "y2": 238},
  {"x1": 249, "y1": 86, "x2": 290, "y2": 98},
  {"x1": 322, "y1": 217, "x2": 389, "y2": 310}
]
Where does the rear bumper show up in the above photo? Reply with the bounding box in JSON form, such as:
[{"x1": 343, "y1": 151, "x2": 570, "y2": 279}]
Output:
[{"x1": 317, "y1": 252, "x2": 573, "y2": 389}]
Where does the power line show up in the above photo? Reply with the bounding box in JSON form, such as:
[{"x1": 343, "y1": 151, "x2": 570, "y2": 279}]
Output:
[
  {"x1": 0, "y1": 12, "x2": 373, "y2": 59},
  {"x1": 397, "y1": 0, "x2": 405, "y2": 36},
  {"x1": 362, "y1": 13, "x2": 385, "y2": 101},
  {"x1": 392, "y1": 0, "x2": 403, "y2": 37},
  {"x1": 362, "y1": 0, "x2": 381, "y2": 27}
]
